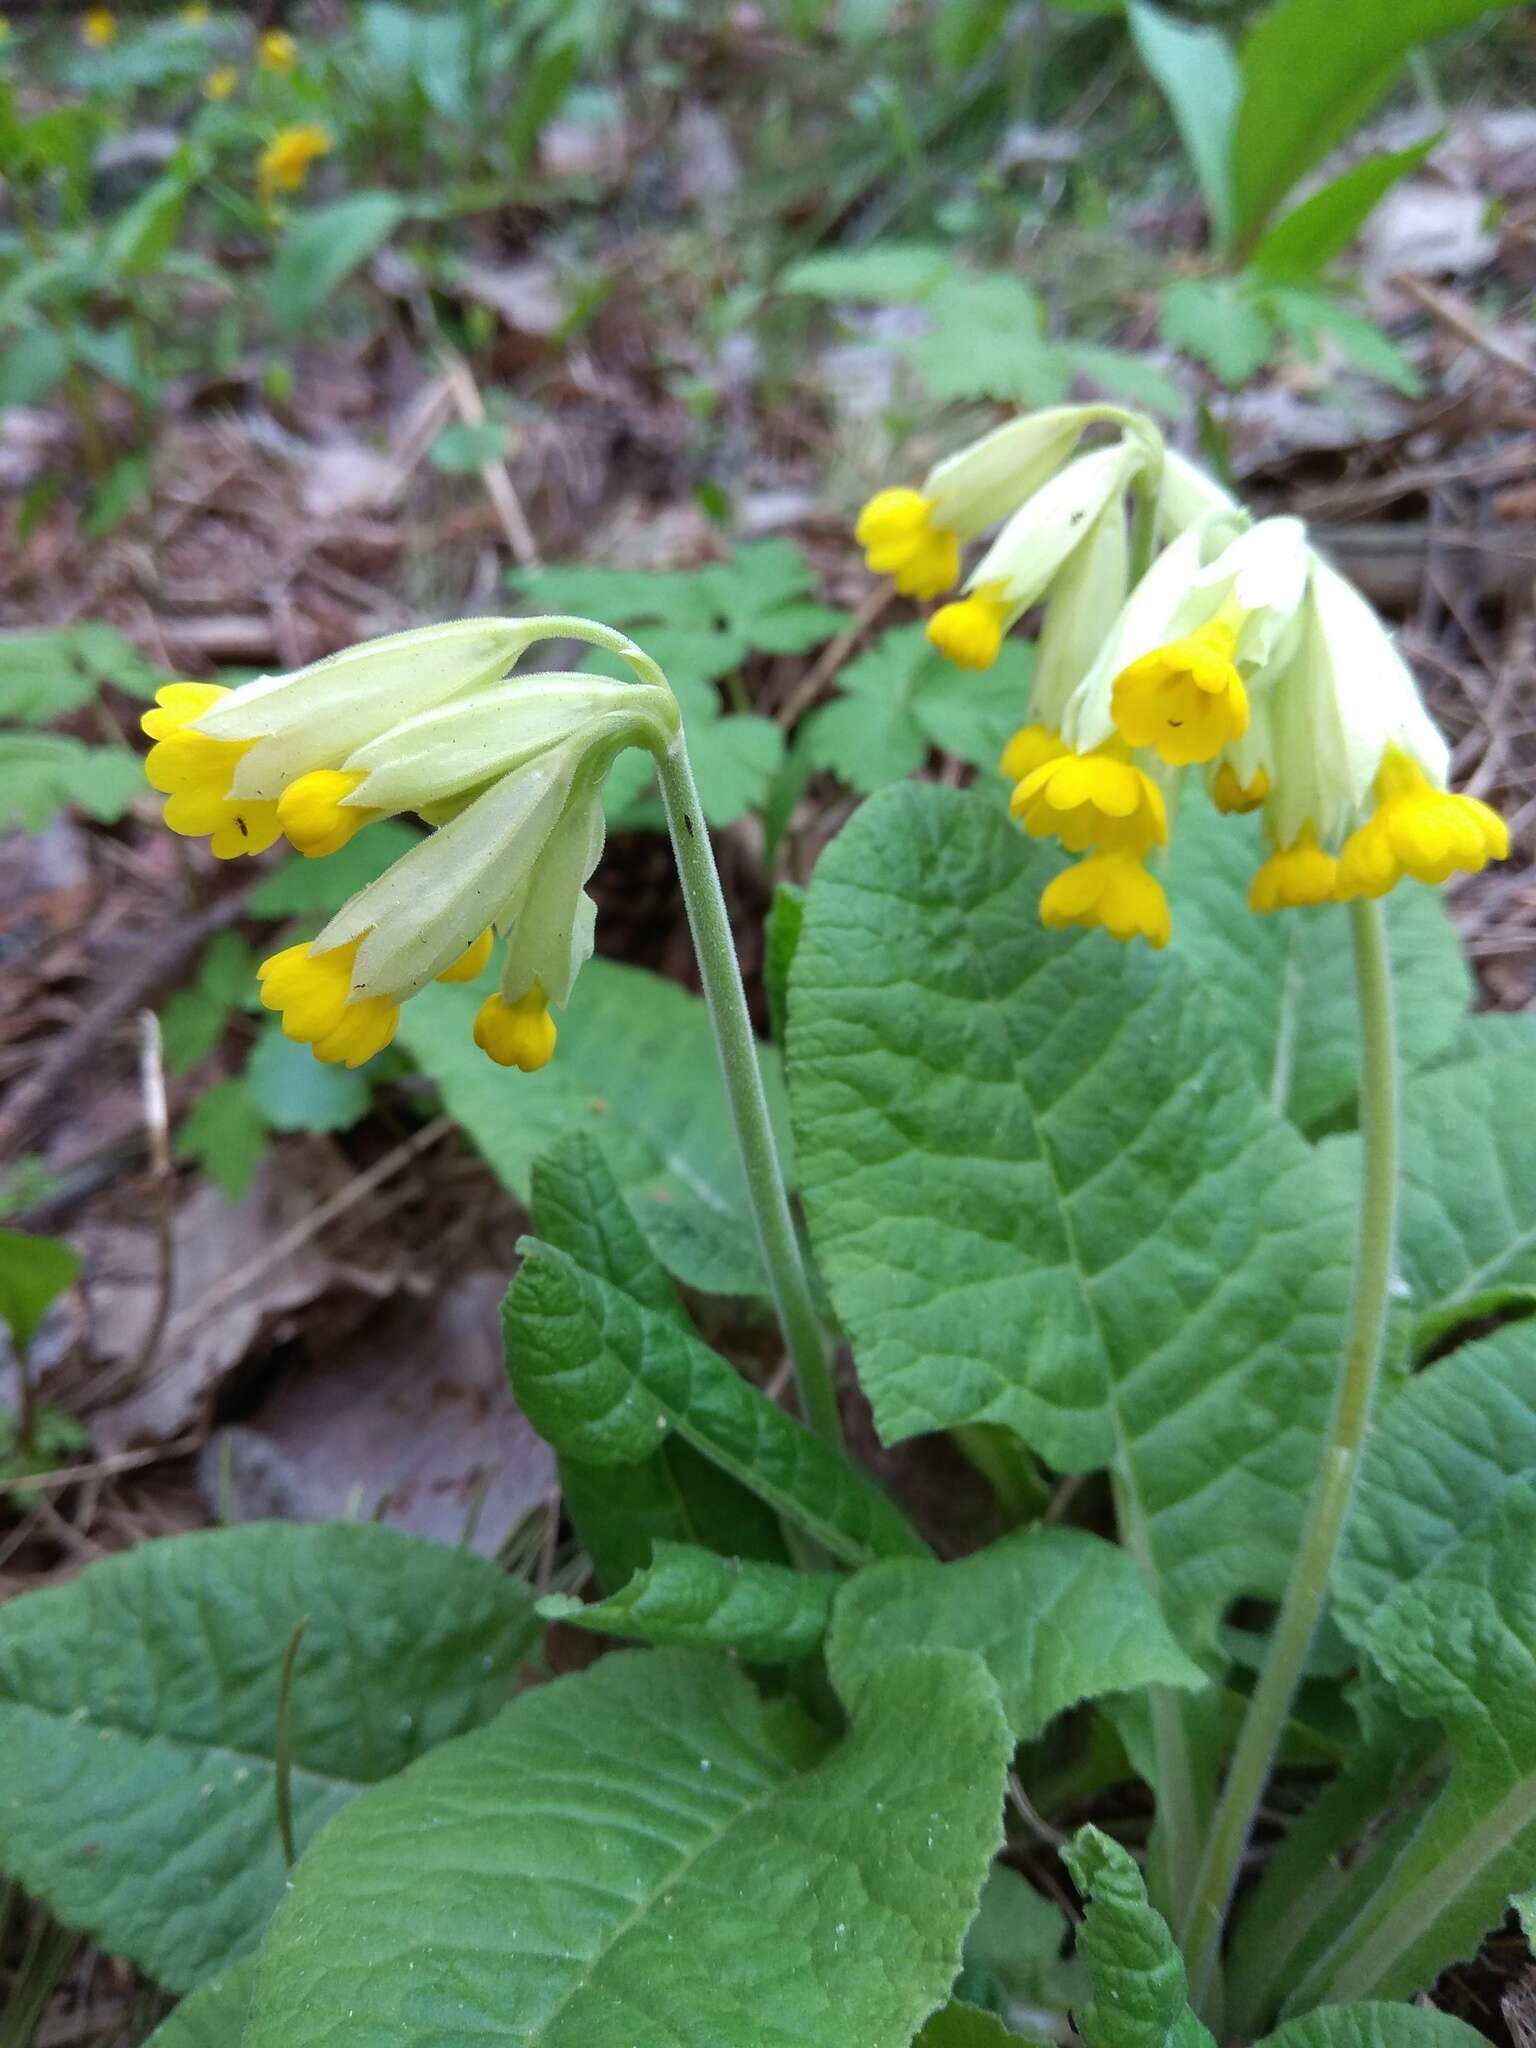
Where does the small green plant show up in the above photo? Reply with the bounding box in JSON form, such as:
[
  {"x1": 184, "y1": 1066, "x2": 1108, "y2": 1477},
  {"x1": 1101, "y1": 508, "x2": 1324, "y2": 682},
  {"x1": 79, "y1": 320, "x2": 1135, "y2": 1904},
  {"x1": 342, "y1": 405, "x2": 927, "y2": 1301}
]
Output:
[{"x1": 1127, "y1": 0, "x2": 1519, "y2": 394}]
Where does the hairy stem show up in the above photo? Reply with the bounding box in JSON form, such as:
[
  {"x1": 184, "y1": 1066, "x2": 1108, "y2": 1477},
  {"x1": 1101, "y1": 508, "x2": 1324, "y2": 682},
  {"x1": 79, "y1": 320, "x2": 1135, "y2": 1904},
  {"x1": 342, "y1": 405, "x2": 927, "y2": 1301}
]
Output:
[
  {"x1": 1180, "y1": 898, "x2": 1399, "y2": 2014},
  {"x1": 654, "y1": 734, "x2": 842, "y2": 1449}
]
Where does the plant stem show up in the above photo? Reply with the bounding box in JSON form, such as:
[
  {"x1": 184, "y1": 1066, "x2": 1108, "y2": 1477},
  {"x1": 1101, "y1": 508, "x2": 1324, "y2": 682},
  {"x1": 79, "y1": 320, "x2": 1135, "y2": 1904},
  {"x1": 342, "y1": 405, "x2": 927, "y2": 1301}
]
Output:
[
  {"x1": 1180, "y1": 897, "x2": 1399, "y2": 2015},
  {"x1": 653, "y1": 734, "x2": 843, "y2": 1450}
]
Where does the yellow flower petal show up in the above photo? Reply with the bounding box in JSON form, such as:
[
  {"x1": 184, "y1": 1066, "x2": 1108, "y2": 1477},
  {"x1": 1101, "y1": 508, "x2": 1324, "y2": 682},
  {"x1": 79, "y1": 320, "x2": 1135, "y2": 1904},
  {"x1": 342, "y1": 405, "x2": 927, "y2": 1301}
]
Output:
[
  {"x1": 141, "y1": 682, "x2": 282, "y2": 857},
  {"x1": 1212, "y1": 763, "x2": 1270, "y2": 815},
  {"x1": 1012, "y1": 745, "x2": 1167, "y2": 858},
  {"x1": 1111, "y1": 620, "x2": 1249, "y2": 767},
  {"x1": 437, "y1": 928, "x2": 494, "y2": 984},
  {"x1": 1336, "y1": 749, "x2": 1509, "y2": 898},
  {"x1": 257, "y1": 936, "x2": 399, "y2": 1068},
  {"x1": 854, "y1": 487, "x2": 960, "y2": 599},
  {"x1": 1248, "y1": 826, "x2": 1338, "y2": 912},
  {"x1": 926, "y1": 584, "x2": 1008, "y2": 671},
  {"x1": 1040, "y1": 852, "x2": 1170, "y2": 948},
  {"x1": 999, "y1": 723, "x2": 1067, "y2": 786},
  {"x1": 473, "y1": 985, "x2": 557, "y2": 1071},
  {"x1": 276, "y1": 769, "x2": 382, "y2": 859}
]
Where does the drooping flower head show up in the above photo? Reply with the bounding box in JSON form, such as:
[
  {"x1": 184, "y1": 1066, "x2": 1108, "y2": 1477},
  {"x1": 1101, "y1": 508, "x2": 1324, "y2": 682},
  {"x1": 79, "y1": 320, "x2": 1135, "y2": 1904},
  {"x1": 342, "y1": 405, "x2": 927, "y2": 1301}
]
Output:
[
  {"x1": 141, "y1": 617, "x2": 679, "y2": 1070},
  {"x1": 81, "y1": 7, "x2": 116, "y2": 44}
]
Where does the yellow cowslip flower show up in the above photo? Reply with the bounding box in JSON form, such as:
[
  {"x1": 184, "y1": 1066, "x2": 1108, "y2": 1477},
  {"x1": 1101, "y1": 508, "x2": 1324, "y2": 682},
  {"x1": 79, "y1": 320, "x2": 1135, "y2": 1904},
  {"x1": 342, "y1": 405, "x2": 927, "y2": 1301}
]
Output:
[
  {"x1": 925, "y1": 443, "x2": 1148, "y2": 674},
  {"x1": 1111, "y1": 620, "x2": 1250, "y2": 768},
  {"x1": 257, "y1": 124, "x2": 330, "y2": 204},
  {"x1": 142, "y1": 683, "x2": 283, "y2": 858},
  {"x1": 1249, "y1": 826, "x2": 1338, "y2": 913},
  {"x1": 1041, "y1": 852, "x2": 1170, "y2": 950},
  {"x1": 181, "y1": 2, "x2": 209, "y2": 23},
  {"x1": 856, "y1": 405, "x2": 1151, "y2": 606},
  {"x1": 1212, "y1": 763, "x2": 1269, "y2": 815},
  {"x1": 142, "y1": 617, "x2": 677, "y2": 1071},
  {"x1": 474, "y1": 985, "x2": 558, "y2": 1071},
  {"x1": 203, "y1": 63, "x2": 237, "y2": 98},
  {"x1": 81, "y1": 7, "x2": 117, "y2": 44},
  {"x1": 999, "y1": 723, "x2": 1068, "y2": 787},
  {"x1": 1011, "y1": 742, "x2": 1167, "y2": 859},
  {"x1": 1335, "y1": 749, "x2": 1507, "y2": 899},
  {"x1": 0, "y1": 18, "x2": 12, "y2": 42},
  {"x1": 257, "y1": 25, "x2": 297, "y2": 72}
]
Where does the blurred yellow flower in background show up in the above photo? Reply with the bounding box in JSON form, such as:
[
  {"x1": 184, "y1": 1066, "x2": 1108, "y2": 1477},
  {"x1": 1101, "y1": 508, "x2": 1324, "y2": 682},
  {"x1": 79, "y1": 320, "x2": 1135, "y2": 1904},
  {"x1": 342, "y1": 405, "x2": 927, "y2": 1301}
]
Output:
[
  {"x1": 203, "y1": 63, "x2": 237, "y2": 98},
  {"x1": 81, "y1": 8, "x2": 117, "y2": 45},
  {"x1": 257, "y1": 26, "x2": 297, "y2": 73},
  {"x1": 181, "y1": 3, "x2": 210, "y2": 23},
  {"x1": 257, "y1": 124, "x2": 331, "y2": 205}
]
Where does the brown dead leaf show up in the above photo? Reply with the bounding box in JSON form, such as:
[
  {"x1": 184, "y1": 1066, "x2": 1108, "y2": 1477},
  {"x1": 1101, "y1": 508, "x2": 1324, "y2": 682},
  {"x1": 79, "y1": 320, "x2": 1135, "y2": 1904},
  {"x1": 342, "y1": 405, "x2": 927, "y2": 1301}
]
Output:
[{"x1": 205, "y1": 1272, "x2": 554, "y2": 1554}]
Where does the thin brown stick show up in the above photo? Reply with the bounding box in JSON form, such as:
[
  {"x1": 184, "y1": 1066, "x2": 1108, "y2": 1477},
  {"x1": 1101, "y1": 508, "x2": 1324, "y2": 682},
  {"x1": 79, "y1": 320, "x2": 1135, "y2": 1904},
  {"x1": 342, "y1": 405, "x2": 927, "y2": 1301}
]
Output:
[
  {"x1": 774, "y1": 583, "x2": 892, "y2": 732},
  {"x1": 128, "y1": 1011, "x2": 176, "y2": 1384},
  {"x1": 437, "y1": 349, "x2": 542, "y2": 568}
]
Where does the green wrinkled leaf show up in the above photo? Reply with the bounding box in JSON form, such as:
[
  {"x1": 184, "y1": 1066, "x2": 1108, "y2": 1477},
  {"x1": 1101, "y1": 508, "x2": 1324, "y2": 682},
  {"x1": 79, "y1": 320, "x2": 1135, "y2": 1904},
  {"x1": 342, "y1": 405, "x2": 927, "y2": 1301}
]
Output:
[
  {"x1": 0, "y1": 733, "x2": 145, "y2": 833},
  {"x1": 399, "y1": 959, "x2": 789, "y2": 1298},
  {"x1": 1282, "y1": 1481, "x2": 1536, "y2": 2009},
  {"x1": 1159, "y1": 277, "x2": 1274, "y2": 386},
  {"x1": 1127, "y1": 3, "x2": 1239, "y2": 249},
  {"x1": 827, "y1": 1526, "x2": 1205, "y2": 1742},
  {"x1": 160, "y1": 933, "x2": 258, "y2": 1073},
  {"x1": 505, "y1": 1135, "x2": 924, "y2": 1566},
  {"x1": 539, "y1": 1542, "x2": 840, "y2": 1662},
  {"x1": 916, "y1": 2003, "x2": 1029, "y2": 2048},
  {"x1": 245, "y1": 1646, "x2": 1012, "y2": 2048},
  {"x1": 0, "y1": 1227, "x2": 79, "y2": 1349},
  {"x1": 1264, "y1": 2006, "x2": 1490, "y2": 2048},
  {"x1": 173, "y1": 1079, "x2": 270, "y2": 1201},
  {"x1": 0, "y1": 1522, "x2": 539, "y2": 1991},
  {"x1": 789, "y1": 784, "x2": 1353, "y2": 1656},
  {"x1": 1323, "y1": 1054, "x2": 1536, "y2": 1345},
  {"x1": 141, "y1": 1956, "x2": 259, "y2": 2048},
  {"x1": 1229, "y1": 0, "x2": 1521, "y2": 246},
  {"x1": 1250, "y1": 138, "x2": 1439, "y2": 282},
  {"x1": 1062, "y1": 1825, "x2": 1215, "y2": 2048},
  {"x1": 1167, "y1": 799, "x2": 1472, "y2": 1131},
  {"x1": 268, "y1": 192, "x2": 406, "y2": 334},
  {"x1": 959, "y1": 1863, "x2": 1082, "y2": 2027},
  {"x1": 688, "y1": 709, "x2": 785, "y2": 825},
  {"x1": 1337, "y1": 1322, "x2": 1536, "y2": 1648}
]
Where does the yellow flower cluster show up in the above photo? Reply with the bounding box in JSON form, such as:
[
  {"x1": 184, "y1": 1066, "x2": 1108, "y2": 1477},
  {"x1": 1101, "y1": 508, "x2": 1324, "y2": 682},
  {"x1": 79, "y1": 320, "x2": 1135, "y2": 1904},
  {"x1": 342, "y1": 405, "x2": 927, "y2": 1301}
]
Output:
[
  {"x1": 858, "y1": 413, "x2": 1509, "y2": 948},
  {"x1": 257, "y1": 124, "x2": 330, "y2": 205}
]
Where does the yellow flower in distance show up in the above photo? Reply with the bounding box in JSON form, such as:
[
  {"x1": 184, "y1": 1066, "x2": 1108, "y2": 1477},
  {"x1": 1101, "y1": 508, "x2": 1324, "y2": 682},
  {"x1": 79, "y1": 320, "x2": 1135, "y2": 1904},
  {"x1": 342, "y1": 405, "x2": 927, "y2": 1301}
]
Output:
[
  {"x1": 181, "y1": 3, "x2": 210, "y2": 23},
  {"x1": 203, "y1": 63, "x2": 237, "y2": 99},
  {"x1": 258, "y1": 124, "x2": 330, "y2": 204},
  {"x1": 1336, "y1": 749, "x2": 1507, "y2": 900},
  {"x1": 1012, "y1": 743, "x2": 1167, "y2": 859},
  {"x1": 1249, "y1": 826, "x2": 1338, "y2": 913},
  {"x1": 1111, "y1": 620, "x2": 1250, "y2": 768},
  {"x1": 81, "y1": 7, "x2": 117, "y2": 44},
  {"x1": 257, "y1": 25, "x2": 297, "y2": 72},
  {"x1": 1041, "y1": 853, "x2": 1171, "y2": 950},
  {"x1": 142, "y1": 683, "x2": 283, "y2": 859},
  {"x1": 474, "y1": 986, "x2": 557, "y2": 1072}
]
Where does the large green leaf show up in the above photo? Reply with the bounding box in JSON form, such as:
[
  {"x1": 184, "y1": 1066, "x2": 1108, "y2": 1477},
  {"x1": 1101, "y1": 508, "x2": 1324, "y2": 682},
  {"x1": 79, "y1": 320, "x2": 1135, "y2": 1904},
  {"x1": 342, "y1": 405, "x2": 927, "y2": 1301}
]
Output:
[
  {"x1": 1337, "y1": 1322, "x2": 1536, "y2": 1641},
  {"x1": 398, "y1": 958, "x2": 788, "y2": 1297},
  {"x1": 505, "y1": 1134, "x2": 923, "y2": 1566},
  {"x1": 1264, "y1": 2007, "x2": 1490, "y2": 2048},
  {"x1": 788, "y1": 783, "x2": 1352, "y2": 1654},
  {"x1": 1168, "y1": 799, "x2": 1471, "y2": 1132},
  {"x1": 141, "y1": 1956, "x2": 259, "y2": 2048},
  {"x1": 1282, "y1": 1480, "x2": 1536, "y2": 2009},
  {"x1": 1322, "y1": 1054, "x2": 1536, "y2": 1344},
  {"x1": 540, "y1": 1542, "x2": 839, "y2": 1662},
  {"x1": 1248, "y1": 138, "x2": 1439, "y2": 283},
  {"x1": 1062, "y1": 1826, "x2": 1215, "y2": 2048},
  {"x1": 1126, "y1": 3, "x2": 1239, "y2": 250},
  {"x1": 244, "y1": 1645, "x2": 1012, "y2": 2048},
  {"x1": 826, "y1": 1526, "x2": 1204, "y2": 1742},
  {"x1": 1229, "y1": 0, "x2": 1519, "y2": 247},
  {"x1": 0, "y1": 1523, "x2": 538, "y2": 1991},
  {"x1": 268, "y1": 192, "x2": 406, "y2": 333}
]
